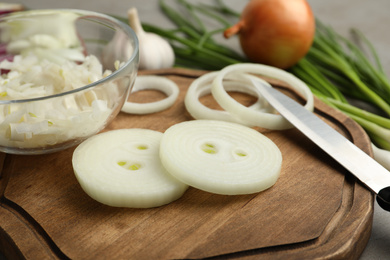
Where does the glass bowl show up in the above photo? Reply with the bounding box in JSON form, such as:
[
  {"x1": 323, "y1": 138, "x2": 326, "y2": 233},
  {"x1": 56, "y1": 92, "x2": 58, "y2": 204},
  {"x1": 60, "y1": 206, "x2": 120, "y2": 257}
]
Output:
[{"x1": 0, "y1": 9, "x2": 139, "y2": 154}]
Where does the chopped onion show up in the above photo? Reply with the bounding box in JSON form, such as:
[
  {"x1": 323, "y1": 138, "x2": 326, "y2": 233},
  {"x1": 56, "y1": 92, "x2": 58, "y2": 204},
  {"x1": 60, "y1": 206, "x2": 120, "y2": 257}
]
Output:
[
  {"x1": 0, "y1": 54, "x2": 112, "y2": 100},
  {"x1": 2, "y1": 96, "x2": 113, "y2": 146},
  {"x1": 121, "y1": 75, "x2": 179, "y2": 114},
  {"x1": 211, "y1": 63, "x2": 314, "y2": 130},
  {"x1": 160, "y1": 120, "x2": 282, "y2": 195},
  {"x1": 72, "y1": 129, "x2": 188, "y2": 208},
  {"x1": 0, "y1": 10, "x2": 131, "y2": 150},
  {"x1": 0, "y1": 52, "x2": 119, "y2": 148},
  {"x1": 184, "y1": 71, "x2": 273, "y2": 125}
]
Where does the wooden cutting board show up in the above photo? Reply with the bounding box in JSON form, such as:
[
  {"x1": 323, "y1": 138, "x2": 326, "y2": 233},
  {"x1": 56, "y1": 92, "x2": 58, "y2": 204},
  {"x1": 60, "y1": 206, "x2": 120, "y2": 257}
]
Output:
[{"x1": 0, "y1": 68, "x2": 374, "y2": 259}]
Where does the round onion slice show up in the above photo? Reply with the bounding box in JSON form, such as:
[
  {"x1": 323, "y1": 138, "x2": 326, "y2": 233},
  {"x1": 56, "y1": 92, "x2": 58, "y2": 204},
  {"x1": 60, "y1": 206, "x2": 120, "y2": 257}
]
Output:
[
  {"x1": 184, "y1": 71, "x2": 273, "y2": 126},
  {"x1": 211, "y1": 63, "x2": 314, "y2": 130},
  {"x1": 72, "y1": 129, "x2": 188, "y2": 208},
  {"x1": 121, "y1": 75, "x2": 179, "y2": 114},
  {"x1": 160, "y1": 120, "x2": 282, "y2": 195}
]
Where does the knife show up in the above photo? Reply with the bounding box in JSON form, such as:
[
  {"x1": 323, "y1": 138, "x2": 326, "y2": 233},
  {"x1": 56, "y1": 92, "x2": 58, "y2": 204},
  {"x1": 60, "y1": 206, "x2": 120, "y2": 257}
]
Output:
[{"x1": 252, "y1": 79, "x2": 390, "y2": 211}]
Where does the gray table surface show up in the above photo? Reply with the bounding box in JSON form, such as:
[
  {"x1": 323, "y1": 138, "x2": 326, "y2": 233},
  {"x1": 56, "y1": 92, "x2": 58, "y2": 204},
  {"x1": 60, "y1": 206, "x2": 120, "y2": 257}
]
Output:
[{"x1": 4, "y1": 1, "x2": 390, "y2": 259}]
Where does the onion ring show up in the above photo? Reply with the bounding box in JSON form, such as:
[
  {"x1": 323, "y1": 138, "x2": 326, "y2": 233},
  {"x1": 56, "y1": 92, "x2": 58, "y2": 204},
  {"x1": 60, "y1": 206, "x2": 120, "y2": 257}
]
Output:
[
  {"x1": 211, "y1": 63, "x2": 314, "y2": 130},
  {"x1": 184, "y1": 71, "x2": 273, "y2": 126},
  {"x1": 121, "y1": 75, "x2": 179, "y2": 114}
]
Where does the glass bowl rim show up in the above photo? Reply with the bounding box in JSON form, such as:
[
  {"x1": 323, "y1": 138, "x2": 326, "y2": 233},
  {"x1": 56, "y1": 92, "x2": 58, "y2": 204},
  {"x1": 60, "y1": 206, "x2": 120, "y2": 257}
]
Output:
[{"x1": 0, "y1": 8, "x2": 139, "y2": 105}]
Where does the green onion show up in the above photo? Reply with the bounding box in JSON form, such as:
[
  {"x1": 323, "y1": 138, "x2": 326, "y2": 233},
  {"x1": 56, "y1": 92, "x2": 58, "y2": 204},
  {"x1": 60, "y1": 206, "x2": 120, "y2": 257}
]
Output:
[
  {"x1": 156, "y1": 0, "x2": 247, "y2": 67},
  {"x1": 288, "y1": 20, "x2": 390, "y2": 150},
  {"x1": 302, "y1": 21, "x2": 390, "y2": 116}
]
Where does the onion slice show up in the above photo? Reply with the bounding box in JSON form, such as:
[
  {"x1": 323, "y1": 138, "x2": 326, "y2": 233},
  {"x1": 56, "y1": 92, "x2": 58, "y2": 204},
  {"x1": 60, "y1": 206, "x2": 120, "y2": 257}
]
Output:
[
  {"x1": 160, "y1": 120, "x2": 282, "y2": 195},
  {"x1": 72, "y1": 129, "x2": 188, "y2": 208},
  {"x1": 211, "y1": 63, "x2": 314, "y2": 130},
  {"x1": 184, "y1": 71, "x2": 273, "y2": 126},
  {"x1": 121, "y1": 75, "x2": 179, "y2": 114}
]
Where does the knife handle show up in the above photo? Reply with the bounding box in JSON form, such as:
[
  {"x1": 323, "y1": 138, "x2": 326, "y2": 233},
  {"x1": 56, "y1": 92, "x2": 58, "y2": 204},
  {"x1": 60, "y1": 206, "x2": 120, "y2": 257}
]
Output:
[{"x1": 377, "y1": 187, "x2": 390, "y2": 211}]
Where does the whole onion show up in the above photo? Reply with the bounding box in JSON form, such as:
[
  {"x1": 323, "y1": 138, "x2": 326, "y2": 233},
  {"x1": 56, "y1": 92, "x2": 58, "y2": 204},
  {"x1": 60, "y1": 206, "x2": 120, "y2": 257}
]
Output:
[{"x1": 224, "y1": 0, "x2": 315, "y2": 69}]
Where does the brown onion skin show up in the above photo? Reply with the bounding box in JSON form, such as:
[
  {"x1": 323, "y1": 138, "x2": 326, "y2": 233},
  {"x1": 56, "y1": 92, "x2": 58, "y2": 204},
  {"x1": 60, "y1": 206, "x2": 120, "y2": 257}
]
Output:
[{"x1": 224, "y1": 0, "x2": 315, "y2": 69}]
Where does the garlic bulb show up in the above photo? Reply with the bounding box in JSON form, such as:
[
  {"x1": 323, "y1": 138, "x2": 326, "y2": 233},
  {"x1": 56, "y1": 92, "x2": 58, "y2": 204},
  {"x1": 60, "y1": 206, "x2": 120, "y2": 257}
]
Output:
[{"x1": 127, "y1": 8, "x2": 175, "y2": 70}]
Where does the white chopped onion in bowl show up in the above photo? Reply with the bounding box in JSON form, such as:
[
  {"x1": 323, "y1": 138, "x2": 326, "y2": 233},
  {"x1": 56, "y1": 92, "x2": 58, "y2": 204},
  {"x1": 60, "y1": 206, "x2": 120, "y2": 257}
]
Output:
[
  {"x1": 0, "y1": 53, "x2": 112, "y2": 100},
  {"x1": 0, "y1": 53, "x2": 118, "y2": 149}
]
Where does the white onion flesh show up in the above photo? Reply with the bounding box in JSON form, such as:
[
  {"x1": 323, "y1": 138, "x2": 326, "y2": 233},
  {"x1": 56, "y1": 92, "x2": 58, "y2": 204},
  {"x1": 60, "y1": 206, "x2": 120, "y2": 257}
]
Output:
[
  {"x1": 184, "y1": 71, "x2": 273, "y2": 126},
  {"x1": 0, "y1": 53, "x2": 120, "y2": 148},
  {"x1": 121, "y1": 75, "x2": 179, "y2": 114},
  {"x1": 72, "y1": 129, "x2": 188, "y2": 208},
  {"x1": 0, "y1": 54, "x2": 111, "y2": 100},
  {"x1": 160, "y1": 120, "x2": 282, "y2": 195},
  {"x1": 211, "y1": 63, "x2": 314, "y2": 130}
]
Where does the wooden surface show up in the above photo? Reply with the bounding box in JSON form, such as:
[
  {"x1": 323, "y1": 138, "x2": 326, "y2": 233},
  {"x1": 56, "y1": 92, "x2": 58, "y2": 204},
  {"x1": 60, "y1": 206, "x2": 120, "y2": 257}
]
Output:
[{"x1": 0, "y1": 68, "x2": 374, "y2": 259}]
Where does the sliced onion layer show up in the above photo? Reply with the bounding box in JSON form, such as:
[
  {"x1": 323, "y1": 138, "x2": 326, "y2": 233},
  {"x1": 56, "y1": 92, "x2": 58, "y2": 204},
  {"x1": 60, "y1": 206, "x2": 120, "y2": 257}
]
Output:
[
  {"x1": 72, "y1": 129, "x2": 188, "y2": 208},
  {"x1": 184, "y1": 71, "x2": 273, "y2": 126},
  {"x1": 211, "y1": 63, "x2": 314, "y2": 130},
  {"x1": 121, "y1": 75, "x2": 179, "y2": 114},
  {"x1": 160, "y1": 120, "x2": 282, "y2": 195}
]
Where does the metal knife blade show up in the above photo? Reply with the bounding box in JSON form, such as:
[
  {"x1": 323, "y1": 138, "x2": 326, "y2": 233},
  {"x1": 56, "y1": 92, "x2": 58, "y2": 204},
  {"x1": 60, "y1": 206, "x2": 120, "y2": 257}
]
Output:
[{"x1": 252, "y1": 79, "x2": 390, "y2": 211}]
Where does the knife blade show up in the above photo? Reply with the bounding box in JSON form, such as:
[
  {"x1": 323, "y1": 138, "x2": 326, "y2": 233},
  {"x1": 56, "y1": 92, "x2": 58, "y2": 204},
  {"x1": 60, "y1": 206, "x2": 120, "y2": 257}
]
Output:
[{"x1": 252, "y1": 79, "x2": 390, "y2": 211}]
